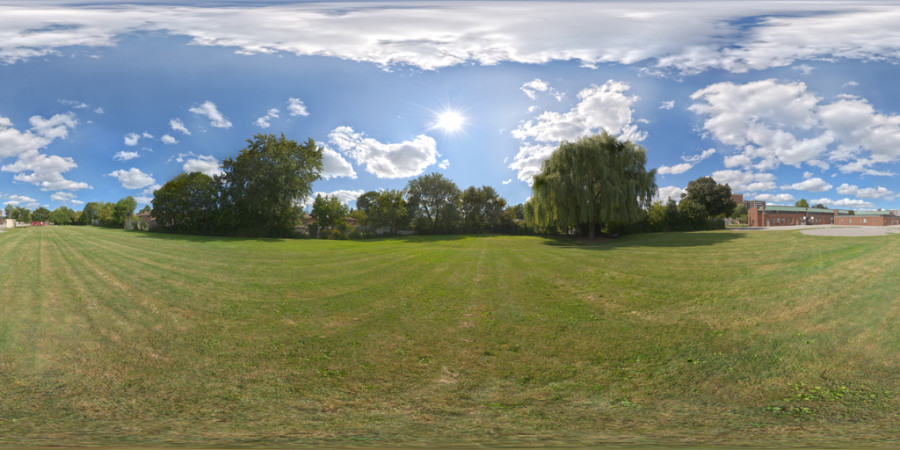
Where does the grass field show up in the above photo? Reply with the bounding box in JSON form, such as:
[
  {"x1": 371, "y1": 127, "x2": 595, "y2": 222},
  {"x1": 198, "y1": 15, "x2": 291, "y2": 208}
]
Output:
[{"x1": 0, "y1": 226, "x2": 897, "y2": 447}]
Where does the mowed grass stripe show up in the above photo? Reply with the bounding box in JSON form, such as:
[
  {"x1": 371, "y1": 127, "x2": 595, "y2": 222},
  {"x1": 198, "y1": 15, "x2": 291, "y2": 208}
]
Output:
[{"x1": 0, "y1": 226, "x2": 896, "y2": 446}]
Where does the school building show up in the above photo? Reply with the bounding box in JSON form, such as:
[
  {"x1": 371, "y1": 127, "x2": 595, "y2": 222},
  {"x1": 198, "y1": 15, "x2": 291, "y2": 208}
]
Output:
[{"x1": 749, "y1": 205, "x2": 900, "y2": 227}]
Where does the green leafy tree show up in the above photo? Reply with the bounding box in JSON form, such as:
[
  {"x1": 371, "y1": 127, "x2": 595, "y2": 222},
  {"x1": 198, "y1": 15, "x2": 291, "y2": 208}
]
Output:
[
  {"x1": 406, "y1": 173, "x2": 461, "y2": 233},
  {"x1": 220, "y1": 134, "x2": 323, "y2": 237},
  {"x1": 310, "y1": 194, "x2": 349, "y2": 232},
  {"x1": 682, "y1": 176, "x2": 736, "y2": 218},
  {"x1": 49, "y1": 206, "x2": 76, "y2": 225},
  {"x1": 731, "y1": 203, "x2": 748, "y2": 223},
  {"x1": 79, "y1": 202, "x2": 102, "y2": 225},
  {"x1": 32, "y1": 207, "x2": 51, "y2": 222},
  {"x1": 460, "y1": 185, "x2": 507, "y2": 232},
  {"x1": 3, "y1": 204, "x2": 12, "y2": 220},
  {"x1": 15, "y1": 206, "x2": 32, "y2": 222},
  {"x1": 356, "y1": 190, "x2": 409, "y2": 234},
  {"x1": 813, "y1": 203, "x2": 827, "y2": 209},
  {"x1": 795, "y1": 198, "x2": 809, "y2": 208},
  {"x1": 97, "y1": 203, "x2": 114, "y2": 226},
  {"x1": 112, "y1": 196, "x2": 137, "y2": 227},
  {"x1": 528, "y1": 132, "x2": 657, "y2": 240},
  {"x1": 152, "y1": 172, "x2": 221, "y2": 234}
]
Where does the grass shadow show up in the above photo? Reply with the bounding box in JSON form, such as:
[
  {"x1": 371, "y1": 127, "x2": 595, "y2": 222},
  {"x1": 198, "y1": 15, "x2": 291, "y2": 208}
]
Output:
[{"x1": 542, "y1": 229, "x2": 745, "y2": 249}]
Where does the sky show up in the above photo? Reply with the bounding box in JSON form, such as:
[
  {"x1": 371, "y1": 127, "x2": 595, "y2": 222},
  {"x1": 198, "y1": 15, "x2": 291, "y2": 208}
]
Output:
[{"x1": 3, "y1": 1, "x2": 900, "y2": 213}]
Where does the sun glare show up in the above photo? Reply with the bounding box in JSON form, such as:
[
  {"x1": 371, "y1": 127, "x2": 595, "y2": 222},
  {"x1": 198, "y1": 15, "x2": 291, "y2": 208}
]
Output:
[{"x1": 436, "y1": 110, "x2": 465, "y2": 132}]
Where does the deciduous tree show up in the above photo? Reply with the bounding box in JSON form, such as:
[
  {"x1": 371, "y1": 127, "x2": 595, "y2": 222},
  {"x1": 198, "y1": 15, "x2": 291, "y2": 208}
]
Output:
[
  {"x1": 406, "y1": 172, "x2": 461, "y2": 233},
  {"x1": 220, "y1": 134, "x2": 322, "y2": 237},
  {"x1": 682, "y1": 176, "x2": 736, "y2": 218},
  {"x1": 152, "y1": 172, "x2": 220, "y2": 234},
  {"x1": 310, "y1": 194, "x2": 349, "y2": 232}
]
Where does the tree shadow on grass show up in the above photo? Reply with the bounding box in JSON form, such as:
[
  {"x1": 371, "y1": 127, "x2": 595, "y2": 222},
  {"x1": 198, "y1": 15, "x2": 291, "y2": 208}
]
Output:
[
  {"x1": 542, "y1": 230, "x2": 745, "y2": 249},
  {"x1": 128, "y1": 230, "x2": 289, "y2": 245}
]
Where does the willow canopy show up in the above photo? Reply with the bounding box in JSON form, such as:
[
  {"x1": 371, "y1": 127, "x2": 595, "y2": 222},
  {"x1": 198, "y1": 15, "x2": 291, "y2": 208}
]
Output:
[{"x1": 528, "y1": 132, "x2": 657, "y2": 240}]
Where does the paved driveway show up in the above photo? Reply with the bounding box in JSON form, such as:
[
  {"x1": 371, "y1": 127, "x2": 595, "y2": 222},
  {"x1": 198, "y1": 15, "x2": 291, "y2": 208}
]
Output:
[{"x1": 732, "y1": 224, "x2": 900, "y2": 236}]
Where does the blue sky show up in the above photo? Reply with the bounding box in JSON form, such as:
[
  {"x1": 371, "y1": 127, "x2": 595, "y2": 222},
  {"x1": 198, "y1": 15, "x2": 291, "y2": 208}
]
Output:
[{"x1": 2, "y1": 1, "x2": 900, "y2": 213}]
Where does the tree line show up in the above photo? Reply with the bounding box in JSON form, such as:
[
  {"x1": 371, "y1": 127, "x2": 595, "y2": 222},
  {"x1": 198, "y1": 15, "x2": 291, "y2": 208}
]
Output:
[
  {"x1": 4, "y1": 196, "x2": 140, "y2": 228},
  {"x1": 5, "y1": 131, "x2": 736, "y2": 240}
]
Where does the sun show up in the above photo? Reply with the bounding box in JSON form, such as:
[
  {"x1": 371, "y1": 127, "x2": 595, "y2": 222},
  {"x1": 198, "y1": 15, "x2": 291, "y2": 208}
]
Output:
[{"x1": 435, "y1": 110, "x2": 465, "y2": 132}]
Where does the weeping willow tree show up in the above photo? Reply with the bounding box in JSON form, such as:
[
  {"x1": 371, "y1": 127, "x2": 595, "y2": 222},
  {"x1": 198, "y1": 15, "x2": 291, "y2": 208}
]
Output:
[{"x1": 527, "y1": 132, "x2": 657, "y2": 240}]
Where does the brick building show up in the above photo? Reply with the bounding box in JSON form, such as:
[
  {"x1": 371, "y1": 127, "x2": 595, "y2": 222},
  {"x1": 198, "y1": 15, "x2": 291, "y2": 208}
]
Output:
[{"x1": 750, "y1": 205, "x2": 900, "y2": 227}]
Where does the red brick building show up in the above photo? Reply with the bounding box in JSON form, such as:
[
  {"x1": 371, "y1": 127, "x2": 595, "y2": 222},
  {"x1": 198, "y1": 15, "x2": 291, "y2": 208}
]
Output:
[
  {"x1": 748, "y1": 205, "x2": 836, "y2": 227},
  {"x1": 750, "y1": 206, "x2": 900, "y2": 227}
]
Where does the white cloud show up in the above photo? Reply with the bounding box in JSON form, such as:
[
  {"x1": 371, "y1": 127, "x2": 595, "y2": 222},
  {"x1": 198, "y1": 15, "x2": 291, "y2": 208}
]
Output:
[
  {"x1": 0, "y1": 113, "x2": 89, "y2": 192},
  {"x1": 683, "y1": 148, "x2": 716, "y2": 163},
  {"x1": 94, "y1": 107, "x2": 104, "y2": 114},
  {"x1": 107, "y1": 168, "x2": 156, "y2": 189},
  {"x1": 657, "y1": 163, "x2": 692, "y2": 175},
  {"x1": 174, "y1": 152, "x2": 222, "y2": 177},
  {"x1": 654, "y1": 185, "x2": 685, "y2": 203},
  {"x1": 328, "y1": 126, "x2": 438, "y2": 179},
  {"x1": 287, "y1": 97, "x2": 309, "y2": 117},
  {"x1": 502, "y1": 179, "x2": 512, "y2": 185},
  {"x1": 255, "y1": 108, "x2": 280, "y2": 128},
  {"x1": 50, "y1": 191, "x2": 82, "y2": 205},
  {"x1": 510, "y1": 80, "x2": 643, "y2": 184},
  {"x1": 305, "y1": 189, "x2": 365, "y2": 208},
  {"x1": 161, "y1": 134, "x2": 178, "y2": 145},
  {"x1": 189, "y1": 101, "x2": 232, "y2": 129},
  {"x1": 659, "y1": 100, "x2": 675, "y2": 110},
  {"x1": 780, "y1": 177, "x2": 833, "y2": 192},
  {"x1": 320, "y1": 146, "x2": 357, "y2": 180},
  {"x1": 142, "y1": 132, "x2": 154, "y2": 139},
  {"x1": 4, "y1": 194, "x2": 38, "y2": 209},
  {"x1": 809, "y1": 197, "x2": 875, "y2": 209},
  {"x1": 752, "y1": 193, "x2": 795, "y2": 203},
  {"x1": 711, "y1": 170, "x2": 776, "y2": 192},
  {"x1": 124, "y1": 132, "x2": 140, "y2": 146},
  {"x1": 843, "y1": 81, "x2": 859, "y2": 88},
  {"x1": 170, "y1": 118, "x2": 191, "y2": 135},
  {"x1": 835, "y1": 183, "x2": 894, "y2": 199},
  {"x1": 792, "y1": 64, "x2": 814, "y2": 75},
  {"x1": 113, "y1": 150, "x2": 140, "y2": 161},
  {"x1": 58, "y1": 99, "x2": 89, "y2": 109},
  {"x1": 3, "y1": 3, "x2": 900, "y2": 75},
  {"x1": 438, "y1": 159, "x2": 450, "y2": 169},
  {"x1": 520, "y1": 78, "x2": 549, "y2": 99}
]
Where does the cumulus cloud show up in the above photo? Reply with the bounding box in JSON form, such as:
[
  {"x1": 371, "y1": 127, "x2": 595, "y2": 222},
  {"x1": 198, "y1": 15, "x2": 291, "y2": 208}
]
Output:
[
  {"x1": 711, "y1": 170, "x2": 776, "y2": 192},
  {"x1": 509, "y1": 80, "x2": 643, "y2": 184},
  {"x1": 170, "y1": 118, "x2": 191, "y2": 135},
  {"x1": 0, "y1": 112, "x2": 90, "y2": 191},
  {"x1": 502, "y1": 179, "x2": 512, "y2": 185},
  {"x1": 173, "y1": 152, "x2": 222, "y2": 176},
  {"x1": 659, "y1": 100, "x2": 675, "y2": 110},
  {"x1": 835, "y1": 183, "x2": 894, "y2": 199},
  {"x1": 108, "y1": 168, "x2": 156, "y2": 189},
  {"x1": 657, "y1": 163, "x2": 692, "y2": 175},
  {"x1": 654, "y1": 185, "x2": 685, "y2": 203},
  {"x1": 113, "y1": 150, "x2": 140, "y2": 161},
  {"x1": 3, "y1": 3, "x2": 900, "y2": 75},
  {"x1": 658, "y1": 148, "x2": 716, "y2": 175},
  {"x1": 809, "y1": 197, "x2": 875, "y2": 209},
  {"x1": 309, "y1": 189, "x2": 366, "y2": 208},
  {"x1": 58, "y1": 99, "x2": 89, "y2": 109},
  {"x1": 780, "y1": 177, "x2": 833, "y2": 192},
  {"x1": 320, "y1": 146, "x2": 357, "y2": 180},
  {"x1": 161, "y1": 134, "x2": 178, "y2": 145},
  {"x1": 94, "y1": 107, "x2": 104, "y2": 114},
  {"x1": 287, "y1": 98, "x2": 309, "y2": 117},
  {"x1": 328, "y1": 126, "x2": 438, "y2": 179},
  {"x1": 50, "y1": 191, "x2": 83, "y2": 205},
  {"x1": 520, "y1": 78, "x2": 549, "y2": 99},
  {"x1": 4, "y1": 194, "x2": 38, "y2": 209},
  {"x1": 691, "y1": 79, "x2": 900, "y2": 174},
  {"x1": 255, "y1": 108, "x2": 280, "y2": 128},
  {"x1": 124, "y1": 133, "x2": 140, "y2": 146},
  {"x1": 439, "y1": 159, "x2": 450, "y2": 169},
  {"x1": 752, "y1": 193, "x2": 795, "y2": 203},
  {"x1": 189, "y1": 101, "x2": 232, "y2": 129}
]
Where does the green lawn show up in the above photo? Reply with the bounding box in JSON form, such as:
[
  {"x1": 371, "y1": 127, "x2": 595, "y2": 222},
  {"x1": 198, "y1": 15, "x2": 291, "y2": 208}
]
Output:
[{"x1": 0, "y1": 226, "x2": 896, "y2": 447}]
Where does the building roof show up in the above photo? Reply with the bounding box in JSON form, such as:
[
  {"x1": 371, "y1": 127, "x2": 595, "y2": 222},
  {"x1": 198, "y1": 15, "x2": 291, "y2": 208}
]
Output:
[
  {"x1": 838, "y1": 210, "x2": 897, "y2": 217},
  {"x1": 762, "y1": 205, "x2": 833, "y2": 213}
]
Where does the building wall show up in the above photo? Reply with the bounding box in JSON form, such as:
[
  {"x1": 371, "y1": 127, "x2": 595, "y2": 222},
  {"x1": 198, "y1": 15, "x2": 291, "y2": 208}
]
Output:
[
  {"x1": 834, "y1": 215, "x2": 900, "y2": 226},
  {"x1": 749, "y1": 209, "x2": 835, "y2": 227}
]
